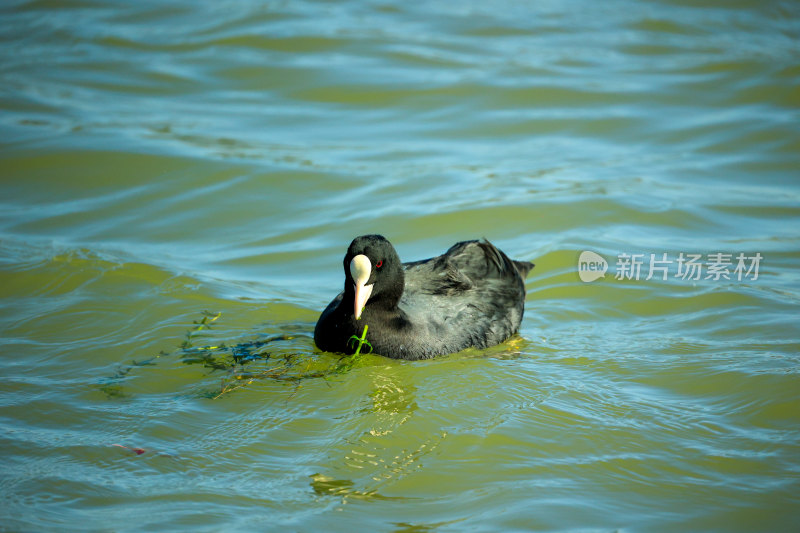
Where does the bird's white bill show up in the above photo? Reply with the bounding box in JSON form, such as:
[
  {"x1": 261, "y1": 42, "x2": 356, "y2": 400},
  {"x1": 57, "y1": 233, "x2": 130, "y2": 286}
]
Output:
[{"x1": 350, "y1": 254, "x2": 373, "y2": 320}]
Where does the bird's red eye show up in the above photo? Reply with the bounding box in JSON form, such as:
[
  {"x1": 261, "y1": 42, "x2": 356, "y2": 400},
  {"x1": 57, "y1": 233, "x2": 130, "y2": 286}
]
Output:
[{"x1": 375, "y1": 260, "x2": 383, "y2": 269}]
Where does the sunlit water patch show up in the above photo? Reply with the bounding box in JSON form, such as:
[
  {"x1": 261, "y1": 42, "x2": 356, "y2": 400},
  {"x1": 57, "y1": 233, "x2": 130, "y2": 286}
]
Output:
[{"x1": 1, "y1": 0, "x2": 799, "y2": 530}]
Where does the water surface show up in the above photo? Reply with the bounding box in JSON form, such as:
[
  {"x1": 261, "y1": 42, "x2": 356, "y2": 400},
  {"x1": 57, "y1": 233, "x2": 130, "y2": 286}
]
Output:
[{"x1": 1, "y1": 0, "x2": 799, "y2": 530}]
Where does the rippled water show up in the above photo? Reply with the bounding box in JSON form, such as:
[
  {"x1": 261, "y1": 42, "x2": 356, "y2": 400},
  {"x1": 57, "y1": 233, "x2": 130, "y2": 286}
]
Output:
[{"x1": 1, "y1": 0, "x2": 799, "y2": 530}]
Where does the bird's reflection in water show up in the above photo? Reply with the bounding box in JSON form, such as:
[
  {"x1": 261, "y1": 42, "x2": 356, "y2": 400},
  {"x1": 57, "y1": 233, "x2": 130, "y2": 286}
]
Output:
[{"x1": 311, "y1": 366, "x2": 446, "y2": 504}]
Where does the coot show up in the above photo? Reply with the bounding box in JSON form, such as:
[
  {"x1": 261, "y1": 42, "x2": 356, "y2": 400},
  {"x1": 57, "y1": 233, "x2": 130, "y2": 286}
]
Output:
[{"x1": 314, "y1": 235, "x2": 534, "y2": 360}]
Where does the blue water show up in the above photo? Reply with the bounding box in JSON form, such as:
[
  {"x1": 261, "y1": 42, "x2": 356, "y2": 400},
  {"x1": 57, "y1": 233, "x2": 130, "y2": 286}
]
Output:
[{"x1": 1, "y1": 0, "x2": 799, "y2": 531}]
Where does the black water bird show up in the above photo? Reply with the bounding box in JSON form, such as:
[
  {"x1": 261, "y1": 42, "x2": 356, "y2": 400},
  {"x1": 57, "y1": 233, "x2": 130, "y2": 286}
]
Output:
[{"x1": 314, "y1": 235, "x2": 534, "y2": 360}]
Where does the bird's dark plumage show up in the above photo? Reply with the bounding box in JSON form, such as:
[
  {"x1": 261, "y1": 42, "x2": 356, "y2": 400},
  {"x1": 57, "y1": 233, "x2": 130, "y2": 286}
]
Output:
[{"x1": 314, "y1": 235, "x2": 534, "y2": 360}]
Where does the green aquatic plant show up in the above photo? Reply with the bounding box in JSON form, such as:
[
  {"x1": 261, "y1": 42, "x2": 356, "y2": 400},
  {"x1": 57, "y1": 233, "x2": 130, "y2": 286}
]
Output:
[
  {"x1": 101, "y1": 312, "x2": 372, "y2": 400},
  {"x1": 328, "y1": 324, "x2": 372, "y2": 376},
  {"x1": 99, "y1": 356, "x2": 163, "y2": 398},
  {"x1": 100, "y1": 311, "x2": 221, "y2": 398},
  {"x1": 347, "y1": 324, "x2": 372, "y2": 355},
  {"x1": 180, "y1": 310, "x2": 222, "y2": 350}
]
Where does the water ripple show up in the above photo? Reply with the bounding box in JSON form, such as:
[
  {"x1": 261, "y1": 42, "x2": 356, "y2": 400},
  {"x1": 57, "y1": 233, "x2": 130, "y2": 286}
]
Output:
[{"x1": 1, "y1": 0, "x2": 799, "y2": 530}]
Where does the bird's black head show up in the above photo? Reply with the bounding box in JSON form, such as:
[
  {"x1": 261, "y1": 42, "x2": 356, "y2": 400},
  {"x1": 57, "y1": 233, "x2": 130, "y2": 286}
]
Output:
[{"x1": 342, "y1": 234, "x2": 404, "y2": 319}]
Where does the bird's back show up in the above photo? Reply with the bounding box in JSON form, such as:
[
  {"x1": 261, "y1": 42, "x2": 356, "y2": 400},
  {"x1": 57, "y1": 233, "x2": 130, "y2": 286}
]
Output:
[{"x1": 395, "y1": 240, "x2": 532, "y2": 357}]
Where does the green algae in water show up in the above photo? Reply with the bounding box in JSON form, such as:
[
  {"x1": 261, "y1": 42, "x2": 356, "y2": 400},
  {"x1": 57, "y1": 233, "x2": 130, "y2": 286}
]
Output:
[{"x1": 101, "y1": 312, "x2": 372, "y2": 399}]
